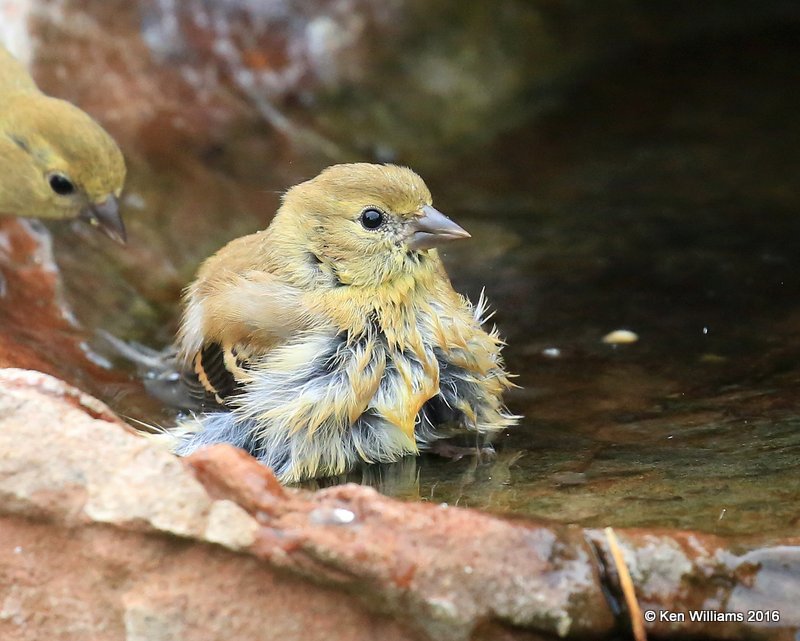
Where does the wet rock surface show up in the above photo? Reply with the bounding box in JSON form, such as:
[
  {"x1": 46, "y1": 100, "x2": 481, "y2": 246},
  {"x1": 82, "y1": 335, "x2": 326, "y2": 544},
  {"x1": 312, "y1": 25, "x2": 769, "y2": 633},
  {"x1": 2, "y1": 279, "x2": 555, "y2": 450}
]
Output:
[
  {"x1": 2, "y1": 371, "x2": 799, "y2": 640},
  {"x1": 0, "y1": 370, "x2": 607, "y2": 640},
  {"x1": 188, "y1": 446, "x2": 613, "y2": 641},
  {"x1": 0, "y1": 218, "x2": 156, "y2": 413},
  {"x1": 589, "y1": 529, "x2": 800, "y2": 640}
]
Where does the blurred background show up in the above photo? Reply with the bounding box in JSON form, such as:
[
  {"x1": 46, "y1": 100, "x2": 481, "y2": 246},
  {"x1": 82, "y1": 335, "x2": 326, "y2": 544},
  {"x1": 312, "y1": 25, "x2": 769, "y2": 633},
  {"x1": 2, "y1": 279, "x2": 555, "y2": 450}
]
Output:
[{"x1": 2, "y1": 0, "x2": 799, "y2": 535}]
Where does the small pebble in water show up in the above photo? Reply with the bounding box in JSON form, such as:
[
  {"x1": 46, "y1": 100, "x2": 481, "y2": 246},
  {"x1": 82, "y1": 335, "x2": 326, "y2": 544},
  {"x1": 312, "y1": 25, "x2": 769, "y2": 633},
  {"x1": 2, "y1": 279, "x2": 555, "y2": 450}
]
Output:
[
  {"x1": 602, "y1": 329, "x2": 638, "y2": 345},
  {"x1": 308, "y1": 507, "x2": 356, "y2": 526},
  {"x1": 331, "y1": 508, "x2": 355, "y2": 524}
]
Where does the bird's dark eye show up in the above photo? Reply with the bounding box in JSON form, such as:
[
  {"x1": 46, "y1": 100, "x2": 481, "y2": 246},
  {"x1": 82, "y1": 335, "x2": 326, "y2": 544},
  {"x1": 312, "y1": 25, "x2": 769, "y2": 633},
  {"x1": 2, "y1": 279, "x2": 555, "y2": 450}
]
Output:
[
  {"x1": 49, "y1": 174, "x2": 76, "y2": 196},
  {"x1": 360, "y1": 207, "x2": 384, "y2": 230}
]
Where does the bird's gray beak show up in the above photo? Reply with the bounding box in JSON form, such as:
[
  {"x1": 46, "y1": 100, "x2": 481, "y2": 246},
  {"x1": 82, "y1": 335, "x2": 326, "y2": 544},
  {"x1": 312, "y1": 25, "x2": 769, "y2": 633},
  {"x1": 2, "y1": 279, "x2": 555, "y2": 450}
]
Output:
[
  {"x1": 80, "y1": 196, "x2": 126, "y2": 244},
  {"x1": 407, "y1": 205, "x2": 471, "y2": 250}
]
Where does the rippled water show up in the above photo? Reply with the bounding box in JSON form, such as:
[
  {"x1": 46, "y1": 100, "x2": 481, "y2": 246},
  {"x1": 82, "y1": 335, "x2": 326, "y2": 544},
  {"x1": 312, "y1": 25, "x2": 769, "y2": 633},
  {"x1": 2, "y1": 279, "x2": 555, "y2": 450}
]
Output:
[{"x1": 55, "y1": 30, "x2": 800, "y2": 536}]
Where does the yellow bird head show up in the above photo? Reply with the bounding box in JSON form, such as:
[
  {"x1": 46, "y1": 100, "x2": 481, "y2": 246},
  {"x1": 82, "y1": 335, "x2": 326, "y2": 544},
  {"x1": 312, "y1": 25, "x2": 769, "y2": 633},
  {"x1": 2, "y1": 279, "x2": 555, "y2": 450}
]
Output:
[
  {"x1": 273, "y1": 163, "x2": 470, "y2": 288},
  {"x1": 1, "y1": 93, "x2": 127, "y2": 242}
]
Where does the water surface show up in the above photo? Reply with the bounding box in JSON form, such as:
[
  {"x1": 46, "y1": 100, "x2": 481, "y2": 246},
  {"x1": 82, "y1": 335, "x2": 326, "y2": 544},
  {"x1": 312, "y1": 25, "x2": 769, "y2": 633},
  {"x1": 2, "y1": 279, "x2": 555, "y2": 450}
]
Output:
[{"x1": 58, "y1": 30, "x2": 800, "y2": 537}]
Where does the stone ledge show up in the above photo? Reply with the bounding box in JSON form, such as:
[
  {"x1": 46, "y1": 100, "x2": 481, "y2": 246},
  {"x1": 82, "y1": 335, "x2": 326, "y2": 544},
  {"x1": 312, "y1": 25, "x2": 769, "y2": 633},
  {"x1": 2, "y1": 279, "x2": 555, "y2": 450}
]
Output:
[{"x1": 1, "y1": 369, "x2": 798, "y2": 641}]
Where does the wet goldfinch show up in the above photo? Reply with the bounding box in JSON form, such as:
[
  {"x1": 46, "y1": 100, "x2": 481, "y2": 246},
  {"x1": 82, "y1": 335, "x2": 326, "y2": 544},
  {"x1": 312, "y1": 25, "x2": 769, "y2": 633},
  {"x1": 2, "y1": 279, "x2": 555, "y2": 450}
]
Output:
[
  {"x1": 167, "y1": 163, "x2": 517, "y2": 482},
  {"x1": 0, "y1": 45, "x2": 126, "y2": 242}
]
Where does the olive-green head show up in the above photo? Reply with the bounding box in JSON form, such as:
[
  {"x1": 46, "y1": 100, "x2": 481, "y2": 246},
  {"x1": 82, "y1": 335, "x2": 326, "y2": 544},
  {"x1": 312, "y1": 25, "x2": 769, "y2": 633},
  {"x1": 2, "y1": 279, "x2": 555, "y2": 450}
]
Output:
[{"x1": 0, "y1": 93, "x2": 127, "y2": 242}]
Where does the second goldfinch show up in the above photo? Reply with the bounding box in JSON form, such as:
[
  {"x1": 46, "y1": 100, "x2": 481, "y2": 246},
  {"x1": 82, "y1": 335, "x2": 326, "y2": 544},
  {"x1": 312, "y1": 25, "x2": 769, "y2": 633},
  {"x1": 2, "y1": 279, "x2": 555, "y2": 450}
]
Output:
[
  {"x1": 0, "y1": 45, "x2": 127, "y2": 241},
  {"x1": 165, "y1": 163, "x2": 517, "y2": 482}
]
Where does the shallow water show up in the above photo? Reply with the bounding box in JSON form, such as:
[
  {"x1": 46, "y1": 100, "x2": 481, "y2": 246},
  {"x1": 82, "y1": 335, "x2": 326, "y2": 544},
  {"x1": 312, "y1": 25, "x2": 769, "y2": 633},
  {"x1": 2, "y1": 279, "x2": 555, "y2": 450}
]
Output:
[
  {"x1": 56, "y1": 30, "x2": 800, "y2": 536},
  {"x1": 396, "y1": 32, "x2": 800, "y2": 535}
]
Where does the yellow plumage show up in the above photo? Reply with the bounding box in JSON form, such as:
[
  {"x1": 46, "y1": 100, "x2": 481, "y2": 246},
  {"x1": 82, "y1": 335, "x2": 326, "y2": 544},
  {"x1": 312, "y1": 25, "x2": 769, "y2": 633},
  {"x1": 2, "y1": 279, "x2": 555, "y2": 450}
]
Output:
[
  {"x1": 167, "y1": 163, "x2": 518, "y2": 482},
  {"x1": 0, "y1": 45, "x2": 127, "y2": 241}
]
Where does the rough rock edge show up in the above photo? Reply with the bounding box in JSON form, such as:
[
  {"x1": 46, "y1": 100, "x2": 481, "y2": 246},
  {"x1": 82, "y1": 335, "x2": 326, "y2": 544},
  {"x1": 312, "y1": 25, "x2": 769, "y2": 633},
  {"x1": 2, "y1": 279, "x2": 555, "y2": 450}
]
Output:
[
  {"x1": 0, "y1": 367, "x2": 122, "y2": 424},
  {"x1": 0, "y1": 368, "x2": 258, "y2": 550},
  {"x1": 1, "y1": 368, "x2": 799, "y2": 641}
]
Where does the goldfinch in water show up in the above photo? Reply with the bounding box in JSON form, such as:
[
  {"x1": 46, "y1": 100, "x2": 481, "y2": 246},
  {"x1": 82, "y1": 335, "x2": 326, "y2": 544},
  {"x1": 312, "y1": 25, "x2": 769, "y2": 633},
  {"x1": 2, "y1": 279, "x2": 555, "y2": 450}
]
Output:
[
  {"x1": 166, "y1": 163, "x2": 517, "y2": 482},
  {"x1": 0, "y1": 46, "x2": 126, "y2": 242}
]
